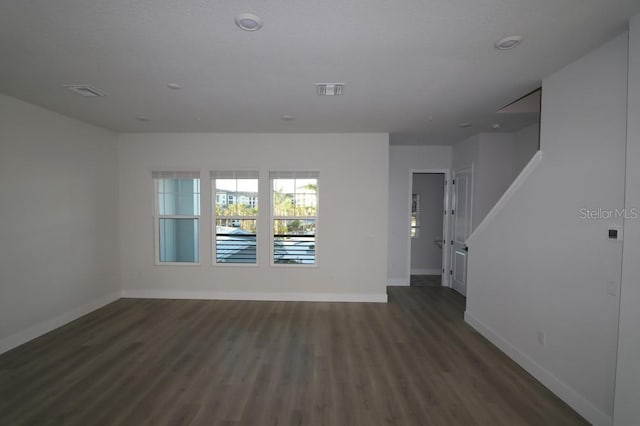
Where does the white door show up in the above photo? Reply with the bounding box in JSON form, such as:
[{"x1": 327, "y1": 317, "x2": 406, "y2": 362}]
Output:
[{"x1": 450, "y1": 168, "x2": 472, "y2": 295}]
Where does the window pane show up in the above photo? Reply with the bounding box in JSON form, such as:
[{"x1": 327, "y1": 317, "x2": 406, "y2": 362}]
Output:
[
  {"x1": 237, "y1": 179, "x2": 258, "y2": 193},
  {"x1": 216, "y1": 179, "x2": 237, "y2": 191},
  {"x1": 273, "y1": 190, "x2": 295, "y2": 216},
  {"x1": 273, "y1": 178, "x2": 295, "y2": 194},
  {"x1": 294, "y1": 193, "x2": 317, "y2": 216},
  {"x1": 213, "y1": 176, "x2": 258, "y2": 265},
  {"x1": 216, "y1": 219, "x2": 257, "y2": 263},
  {"x1": 296, "y1": 179, "x2": 317, "y2": 194},
  {"x1": 159, "y1": 218, "x2": 199, "y2": 262},
  {"x1": 215, "y1": 178, "x2": 258, "y2": 217},
  {"x1": 273, "y1": 178, "x2": 317, "y2": 217},
  {"x1": 273, "y1": 219, "x2": 316, "y2": 264},
  {"x1": 157, "y1": 178, "x2": 200, "y2": 215},
  {"x1": 273, "y1": 219, "x2": 315, "y2": 235}
]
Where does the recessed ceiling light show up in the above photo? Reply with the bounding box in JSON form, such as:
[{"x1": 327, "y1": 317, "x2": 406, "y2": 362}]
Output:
[
  {"x1": 167, "y1": 83, "x2": 182, "y2": 90},
  {"x1": 459, "y1": 122, "x2": 472, "y2": 128},
  {"x1": 281, "y1": 114, "x2": 294, "y2": 121},
  {"x1": 235, "y1": 13, "x2": 263, "y2": 31},
  {"x1": 491, "y1": 123, "x2": 501, "y2": 129},
  {"x1": 64, "y1": 84, "x2": 105, "y2": 97},
  {"x1": 316, "y1": 83, "x2": 344, "y2": 96},
  {"x1": 136, "y1": 115, "x2": 150, "y2": 122},
  {"x1": 494, "y1": 35, "x2": 523, "y2": 50}
]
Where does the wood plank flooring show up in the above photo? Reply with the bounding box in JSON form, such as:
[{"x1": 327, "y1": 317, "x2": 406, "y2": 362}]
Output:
[
  {"x1": 410, "y1": 275, "x2": 442, "y2": 287},
  {"x1": 0, "y1": 287, "x2": 587, "y2": 426}
]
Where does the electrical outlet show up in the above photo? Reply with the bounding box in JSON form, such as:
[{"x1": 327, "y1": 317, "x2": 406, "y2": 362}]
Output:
[
  {"x1": 606, "y1": 280, "x2": 619, "y2": 297},
  {"x1": 538, "y1": 331, "x2": 546, "y2": 346}
]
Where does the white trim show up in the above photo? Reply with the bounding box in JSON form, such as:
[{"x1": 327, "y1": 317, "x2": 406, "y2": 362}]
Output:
[
  {"x1": 387, "y1": 278, "x2": 410, "y2": 286},
  {"x1": 0, "y1": 291, "x2": 121, "y2": 355},
  {"x1": 464, "y1": 311, "x2": 611, "y2": 426},
  {"x1": 467, "y1": 150, "x2": 543, "y2": 245},
  {"x1": 212, "y1": 262, "x2": 259, "y2": 268},
  {"x1": 122, "y1": 289, "x2": 387, "y2": 303},
  {"x1": 407, "y1": 169, "x2": 451, "y2": 288},
  {"x1": 410, "y1": 268, "x2": 442, "y2": 275},
  {"x1": 154, "y1": 262, "x2": 201, "y2": 267}
]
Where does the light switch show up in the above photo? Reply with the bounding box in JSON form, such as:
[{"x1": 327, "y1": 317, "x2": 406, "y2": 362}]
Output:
[{"x1": 608, "y1": 226, "x2": 623, "y2": 241}]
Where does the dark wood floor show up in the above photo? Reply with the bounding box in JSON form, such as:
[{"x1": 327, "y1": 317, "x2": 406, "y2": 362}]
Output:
[
  {"x1": 0, "y1": 287, "x2": 587, "y2": 426},
  {"x1": 410, "y1": 275, "x2": 442, "y2": 287}
]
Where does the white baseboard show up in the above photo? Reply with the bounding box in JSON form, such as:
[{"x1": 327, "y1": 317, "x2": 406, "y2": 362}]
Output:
[
  {"x1": 410, "y1": 268, "x2": 441, "y2": 275},
  {"x1": 121, "y1": 289, "x2": 388, "y2": 303},
  {"x1": 464, "y1": 311, "x2": 611, "y2": 426},
  {"x1": 387, "y1": 278, "x2": 410, "y2": 286},
  {"x1": 0, "y1": 291, "x2": 122, "y2": 355}
]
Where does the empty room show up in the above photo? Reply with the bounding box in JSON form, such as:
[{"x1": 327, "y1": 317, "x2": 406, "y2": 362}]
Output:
[{"x1": 1, "y1": 1, "x2": 640, "y2": 425}]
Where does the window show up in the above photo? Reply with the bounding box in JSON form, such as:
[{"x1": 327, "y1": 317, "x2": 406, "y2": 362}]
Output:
[
  {"x1": 153, "y1": 171, "x2": 200, "y2": 263},
  {"x1": 411, "y1": 193, "x2": 420, "y2": 238},
  {"x1": 212, "y1": 171, "x2": 258, "y2": 264},
  {"x1": 271, "y1": 172, "x2": 318, "y2": 265}
]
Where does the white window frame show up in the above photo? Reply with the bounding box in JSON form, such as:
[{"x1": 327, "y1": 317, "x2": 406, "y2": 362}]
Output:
[
  {"x1": 270, "y1": 171, "x2": 319, "y2": 267},
  {"x1": 211, "y1": 171, "x2": 259, "y2": 266},
  {"x1": 152, "y1": 171, "x2": 201, "y2": 266}
]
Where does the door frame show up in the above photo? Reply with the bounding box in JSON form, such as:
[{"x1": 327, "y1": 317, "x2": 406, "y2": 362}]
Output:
[{"x1": 407, "y1": 169, "x2": 452, "y2": 287}]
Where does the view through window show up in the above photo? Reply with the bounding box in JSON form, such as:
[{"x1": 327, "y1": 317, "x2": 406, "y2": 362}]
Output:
[
  {"x1": 271, "y1": 172, "x2": 318, "y2": 265},
  {"x1": 212, "y1": 171, "x2": 259, "y2": 264}
]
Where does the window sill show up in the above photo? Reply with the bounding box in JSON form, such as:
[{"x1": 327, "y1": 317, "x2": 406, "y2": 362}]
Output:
[
  {"x1": 270, "y1": 263, "x2": 317, "y2": 268},
  {"x1": 154, "y1": 262, "x2": 201, "y2": 266},
  {"x1": 212, "y1": 262, "x2": 260, "y2": 268}
]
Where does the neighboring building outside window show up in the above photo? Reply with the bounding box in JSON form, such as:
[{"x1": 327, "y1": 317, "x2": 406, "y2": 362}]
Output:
[
  {"x1": 271, "y1": 172, "x2": 318, "y2": 265},
  {"x1": 212, "y1": 171, "x2": 259, "y2": 264},
  {"x1": 153, "y1": 171, "x2": 200, "y2": 264}
]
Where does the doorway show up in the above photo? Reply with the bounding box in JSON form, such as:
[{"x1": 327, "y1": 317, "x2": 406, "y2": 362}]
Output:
[{"x1": 408, "y1": 171, "x2": 450, "y2": 287}]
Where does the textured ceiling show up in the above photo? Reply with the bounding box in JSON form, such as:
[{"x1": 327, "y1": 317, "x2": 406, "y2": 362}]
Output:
[{"x1": 1, "y1": 0, "x2": 639, "y2": 144}]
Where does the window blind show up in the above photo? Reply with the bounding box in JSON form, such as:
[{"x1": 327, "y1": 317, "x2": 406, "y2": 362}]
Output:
[
  {"x1": 210, "y1": 170, "x2": 259, "y2": 179},
  {"x1": 269, "y1": 171, "x2": 319, "y2": 179},
  {"x1": 152, "y1": 171, "x2": 201, "y2": 179}
]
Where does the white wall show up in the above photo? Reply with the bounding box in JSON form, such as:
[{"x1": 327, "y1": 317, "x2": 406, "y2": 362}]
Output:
[
  {"x1": 466, "y1": 34, "x2": 628, "y2": 426},
  {"x1": 475, "y1": 133, "x2": 515, "y2": 229},
  {"x1": 513, "y1": 123, "x2": 540, "y2": 179},
  {"x1": 0, "y1": 94, "x2": 120, "y2": 353},
  {"x1": 452, "y1": 133, "x2": 516, "y2": 230},
  {"x1": 388, "y1": 145, "x2": 452, "y2": 285},
  {"x1": 614, "y1": 16, "x2": 640, "y2": 426},
  {"x1": 118, "y1": 133, "x2": 389, "y2": 301},
  {"x1": 410, "y1": 173, "x2": 444, "y2": 274},
  {"x1": 452, "y1": 135, "x2": 479, "y2": 178}
]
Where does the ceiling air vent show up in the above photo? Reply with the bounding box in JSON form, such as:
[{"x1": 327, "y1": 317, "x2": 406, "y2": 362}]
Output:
[
  {"x1": 316, "y1": 83, "x2": 344, "y2": 96},
  {"x1": 64, "y1": 84, "x2": 106, "y2": 97}
]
